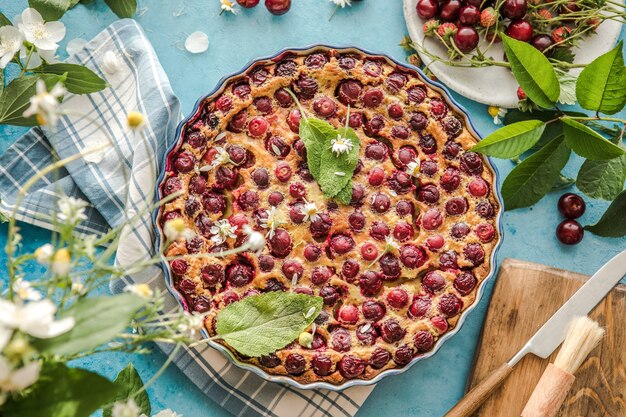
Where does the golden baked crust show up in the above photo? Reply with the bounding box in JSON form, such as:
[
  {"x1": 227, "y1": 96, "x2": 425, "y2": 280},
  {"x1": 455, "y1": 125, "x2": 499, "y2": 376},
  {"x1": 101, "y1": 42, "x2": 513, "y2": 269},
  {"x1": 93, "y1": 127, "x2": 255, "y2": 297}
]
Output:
[{"x1": 158, "y1": 48, "x2": 501, "y2": 385}]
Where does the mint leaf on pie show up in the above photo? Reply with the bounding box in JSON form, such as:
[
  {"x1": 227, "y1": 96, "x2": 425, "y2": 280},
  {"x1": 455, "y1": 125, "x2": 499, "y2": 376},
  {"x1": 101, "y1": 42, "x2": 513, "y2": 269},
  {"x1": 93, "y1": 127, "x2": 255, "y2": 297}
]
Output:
[
  {"x1": 318, "y1": 127, "x2": 360, "y2": 198},
  {"x1": 585, "y1": 189, "x2": 626, "y2": 237},
  {"x1": 299, "y1": 117, "x2": 336, "y2": 181},
  {"x1": 335, "y1": 180, "x2": 353, "y2": 205},
  {"x1": 501, "y1": 136, "x2": 571, "y2": 210},
  {"x1": 562, "y1": 117, "x2": 626, "y2": 160},
  {"x1": 215, "y1": 292, "x2": 323, "y2": 357},
  {"x1": 472, "y1": 120, "x2": 546, "y2": 158}
]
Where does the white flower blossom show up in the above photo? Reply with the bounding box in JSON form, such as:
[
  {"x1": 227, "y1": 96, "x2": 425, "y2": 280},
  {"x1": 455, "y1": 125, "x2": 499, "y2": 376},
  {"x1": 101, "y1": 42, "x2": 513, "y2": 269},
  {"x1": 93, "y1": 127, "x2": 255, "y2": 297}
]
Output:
[
  {"x1": 22, "y1": 80, "x2": 65, "y2": 127},
  {"x1": 65, "y1": 38, "x2": 87, "y2": 56},
  {"x1": 12, "y1": 279, "x2": 42, "y2": 302},
  {"x1": 151, "y1": 410, "x2": 183, "y2": 417},
  {"x1": 0, "y1": 299, "x2": 75, "y2": 339},
  {"x1": 384, "y1": 235, "x2": 400, "y2": 253},
  {"x1": 199, "y1": 146, "x2": 230, "y2": 172},
  {"x1": 177, "y1": 312, "x2": 206, "y2": 338},
  {"x1": 51, "y1": 248, "x2": 71, "y2": 276},
  {"x1": 330, "y1": 134, "x2": 354, "y2": 156},
  {"x1": 19, "y1": 45, "x2": 58, "y2": 70},
  {"x1": 406, "y1": 160, "x2": 420, "y2": 178},
  {"x1": 56, "y1": 196, "x2": 88, "y2": 225},
  {"x1": 101, "y1": 50, "x2": 122, "y2": 74},
  {"x1": 329, "y1": 0, "x2": 352, "y2": 7},
  {"x1": 488, "y1": 106, "x2": 507, "y2": 125},
  {"x1": 34, "y1": 243, "x2": 54, "y2": 265},
  {"x1": 0, "y1": 358, "x2": 41, "y2": 394},
  {"x1": 0, "y1": 327, "x2": 12, "y2": 352},
  {"x1": 16, "y1": 8, "x2": 65, "y2": 51},
  {"x1": 124, "y1": 283, "x2": 154, "y2": 299},
  {"x1": 220, "y1": 0, "x2": 238, "y2": 14},
  {"x1": 300, "y1": 201, "x2": 320, "y2": 223},
  {"x1": 112, "y1": 399, "x2": 140, "y2": 417},
  {"x1": 0, "y1": 26, "x2": 23, "y2": 68},
  {"x1": 70, "y1": 280, "x2": 86, "y2": 296},
  {"x1": 259, "y1": 207, "x2": 284, "y2": 239},
  {"x1": 209, "y1": 219, "x2": 237, "y2": 244},
  {"x1": 242, "y1": 225, "x2": 265, "y2": 254},
  {"x1": 164, "y1": 218, "x2": 187, "y2": 241}
]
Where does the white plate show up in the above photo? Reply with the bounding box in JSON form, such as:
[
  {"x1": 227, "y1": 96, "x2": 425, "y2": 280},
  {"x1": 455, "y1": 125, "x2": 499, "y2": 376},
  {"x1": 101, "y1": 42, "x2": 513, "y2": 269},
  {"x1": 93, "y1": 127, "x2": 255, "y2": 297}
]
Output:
[{"x1": 403, "y1": 0, "x2": 623, "y2": 108}]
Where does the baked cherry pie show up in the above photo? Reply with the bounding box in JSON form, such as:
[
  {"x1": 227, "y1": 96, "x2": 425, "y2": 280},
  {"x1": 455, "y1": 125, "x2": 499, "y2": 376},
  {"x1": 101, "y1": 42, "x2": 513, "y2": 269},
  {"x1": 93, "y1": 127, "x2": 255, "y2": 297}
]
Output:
[{"x1": 158, "y1": 47, "x2": 501, "y2": 385}]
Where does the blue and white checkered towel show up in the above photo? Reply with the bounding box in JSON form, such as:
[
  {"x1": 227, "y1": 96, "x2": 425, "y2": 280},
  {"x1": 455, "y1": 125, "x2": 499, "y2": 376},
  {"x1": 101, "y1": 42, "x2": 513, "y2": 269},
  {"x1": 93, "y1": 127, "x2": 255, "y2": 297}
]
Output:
[{"x1": 0, "y1": 19, "x2": 373, "y2": 417}]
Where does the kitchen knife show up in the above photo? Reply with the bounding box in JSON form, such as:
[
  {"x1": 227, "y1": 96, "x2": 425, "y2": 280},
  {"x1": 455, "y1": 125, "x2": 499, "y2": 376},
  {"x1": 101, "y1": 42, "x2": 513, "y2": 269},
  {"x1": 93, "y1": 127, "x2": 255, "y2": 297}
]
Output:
[{"x1": 445, "y1": 249, "x2": 626, "y2": 417}]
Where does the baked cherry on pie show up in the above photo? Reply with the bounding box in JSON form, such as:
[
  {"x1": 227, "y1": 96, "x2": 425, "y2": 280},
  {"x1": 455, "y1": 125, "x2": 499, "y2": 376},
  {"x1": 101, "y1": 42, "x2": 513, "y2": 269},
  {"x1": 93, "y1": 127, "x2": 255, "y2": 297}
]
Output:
[{"x1": 158, "y1": 47, "x2": 501, "y2": 385}]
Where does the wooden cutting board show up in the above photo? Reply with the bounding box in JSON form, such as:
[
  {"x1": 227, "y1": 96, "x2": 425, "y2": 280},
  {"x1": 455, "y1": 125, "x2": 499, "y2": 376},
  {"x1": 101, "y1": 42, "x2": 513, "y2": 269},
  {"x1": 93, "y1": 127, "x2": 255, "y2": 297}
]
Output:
[{"x1": 468, "y1": 258, "x2": 626, "y2": 417}]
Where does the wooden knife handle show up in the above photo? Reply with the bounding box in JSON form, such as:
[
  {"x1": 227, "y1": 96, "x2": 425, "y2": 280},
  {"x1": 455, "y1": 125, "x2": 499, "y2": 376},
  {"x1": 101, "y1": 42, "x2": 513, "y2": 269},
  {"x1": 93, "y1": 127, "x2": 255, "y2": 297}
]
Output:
[{"x1": 445, "y1": 362, "x2": 514, "y2": 417}]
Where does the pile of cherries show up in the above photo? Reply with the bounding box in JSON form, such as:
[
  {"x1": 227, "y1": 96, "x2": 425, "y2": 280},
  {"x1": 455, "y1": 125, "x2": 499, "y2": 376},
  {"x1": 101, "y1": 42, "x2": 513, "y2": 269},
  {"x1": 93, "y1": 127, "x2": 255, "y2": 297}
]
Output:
[
  {"x1": 416, "y1": 0, "x2": 572, "y2": 54},
  {"x1": 556, "y1": 192, "x2": 585, "y2": 245},
  {"x1": 237, "y1": 0, "x2": 291, "y2": 15}
]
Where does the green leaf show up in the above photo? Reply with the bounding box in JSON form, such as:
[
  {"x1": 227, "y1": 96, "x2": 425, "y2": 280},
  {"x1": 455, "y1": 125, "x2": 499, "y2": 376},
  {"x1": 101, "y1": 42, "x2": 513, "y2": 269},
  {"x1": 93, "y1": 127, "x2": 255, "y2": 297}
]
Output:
[
  {"x1": 585, "y1": 189, "x2": 626, "y2": 237},
  {"x1": 335, "y1": 180, "x2": 353, "y2": 205},
  {"x1": 104, "y1": 0, "x2": 137, "y2": 18},
  {"x1": 504, "y1": 109, "x2": 586, "y2": 150},
  {"x1": 2, "y1": 363, "x2": 118, "y2": 417},
  {"x1": 216, "y1": 292, "x2": 323, "y2": 357},
  {"x1": 502, "y1": 34, "x2": 560, "y2": 109},
  {"x1": 550, "y1": 47, "x2": 575, "y2": 64},
  {"x1": 552, "y1": 173, "x2": 575, "y2": 191},
  {"x1": 561, "y1": 117, "x2": 626, "y2": 160},
  {"x1": 0, "y1": 74, "x2": 66, "y2": 127},
  {"x1": 556, "y1": 70, "x2": 577, "y2": 105},
  {"x1": 102, "y1": 364, "x2": 150, "y2": 417},
  {"x1": 577, "y1": 154, "x2": 626, "y2": 200},
  {"x1": 28, "y1": 0, "x2": 73, "y2": 21},
  {"x1": 34, "y1": 63, "x2": 108, "y2": 94},
  {"x1": 318, "y1": 127, "x2": 360, "y2": 198},
  {"x1": 472, "y1": 120, "x2": 546, "y2": 158},
  {"x1": 0, "y1": 12, "x2": 12, "y2": 27},
  {"x1": 34, "y1": 294, "x2": 147, "y2": 356},
  {"x1": 576, "y1": 41, "x2": 626, "y2": 115},
  {"x1": 502, "y1": 136, "x2": 571, "y2": 210},
  {"x1": 299, "y1": 117, "x2": 336, "y2": 181}
]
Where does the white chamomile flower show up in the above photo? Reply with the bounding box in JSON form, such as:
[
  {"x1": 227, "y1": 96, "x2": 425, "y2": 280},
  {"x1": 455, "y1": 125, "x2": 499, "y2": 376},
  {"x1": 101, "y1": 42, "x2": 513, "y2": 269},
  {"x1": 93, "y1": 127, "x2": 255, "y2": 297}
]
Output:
[
  {"x1": 22, "y1": 80, "x2": 65, "y2": 127},
  {"x1": 0, "y1": 26, "x2": 23, "y2": 69},
  {"x1": 12, "y1": 279, "x2": 42, "y2": 302},
  {"x1": 152, "y1": 411, "x2": 183, "y2": 417},
  {"x1": 164, "y1": 218, "x2": 187, "y2": 241},
  {"x1": 220, "y1": 0, "x2": 238, "y2": 15},
  {"x1": 0, "y1": 358, "x2": 41, "y2": 394},
  {"x1": 112, "y1": 399, "x2": 140, "y2": 417},
  {"x1": 259, "y1": 207, "x2": 284, "y2": 239},
  {"x1": 178, "y1": 312, "x2": 206, "y2": 338},
  {"x1": 300, "y1": 201, "x2": 320, "y2": 223},
  {"x1": 34, "y1": 243, "x2": 54, "y2": 264},
  {"x1": 329, "y1": 0, "x2": 352, "y2": 7},
  {"x1": 199, "y1": 146, "x2": 230, "y2": 172},
  {"x1": 51, "y1": 248, "x2": 71, "y2": 276},
  {"x1": 70, "y1": 280, "x2": 86, "y2": 296},
  {"x1": 124, "y1": 283, "x2": 154, "y2": 299},
  {"x1": 242, "y1": 225, "x2": 265, "y2": 254},
  {"x1": 0, "y1": 299, "x2": 75, "y2": 339},
  {"x1": 127, "y1": 111, "x2": 146, "y2": 131},
  {"x1": 488, "y1": 106, "x2": 507, "y2": 125},
  {"x1": 384, "y1": 235, "x2": 400, "y2": 253},
  {"x1": 16, "y1": 8, "x2": 66, "y2": 51},
  {"x1": 101, "y1": 50, "x2": 122, "y2": 74},
  {"x1": 184, "y1": 31, "x2": 209, "y2": 54},
  {"x1": 209, "y1": 219, "x2": 237, "y2": 245},
  {"x1": 406, "y1": 160, "x2": 420, "y2": 177},
  {"x1": 330, "y1": 134, "x2": 354, "y2": 156}
]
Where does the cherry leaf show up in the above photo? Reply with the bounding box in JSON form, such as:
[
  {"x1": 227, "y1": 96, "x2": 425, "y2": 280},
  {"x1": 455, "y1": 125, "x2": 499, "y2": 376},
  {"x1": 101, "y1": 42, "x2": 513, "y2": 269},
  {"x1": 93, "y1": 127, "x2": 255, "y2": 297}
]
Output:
[
  {"x1": 562, "y1": 117, "x2": 626, "y2": 160},
  {"x1": 471, "y1": 120, "x2": 546, "y2": 158},
  {"x1": 585, "y1": 190, "x2": 626, "y2": 237}
]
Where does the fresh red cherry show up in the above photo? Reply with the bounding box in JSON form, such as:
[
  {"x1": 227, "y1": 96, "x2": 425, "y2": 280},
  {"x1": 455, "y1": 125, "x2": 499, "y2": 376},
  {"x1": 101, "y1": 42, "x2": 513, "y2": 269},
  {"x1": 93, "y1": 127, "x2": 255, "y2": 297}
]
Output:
[
  {"x1": 454, "y1": 27, "x2": 479, "y2": 53},
  {"x1": 531, "y1": 35, "x2": 554, "y2": 54},
  {"x1": 238, "y1": 0, "x2": 259, "y2": 8},
  {"x1": 501, "y1": 0, "x2": 527, "y2": 19},
  {"x1": 459, "y1": 5, "x2": 480, "y2": 25},
  {"x1": 506, "y1": 19, "x2": 533, "y2": 42},
  {"x1": 265, "y1": 0, "x2": 291, "y2": 15},
  {"x1": 556, "y1": 219, "x2": 584, "y2": 245},
  {"x1": 417, "y1": 0, "x2": 439, "y2": 19},
  {"x1": 440, "y1": 0, "x2": 462, "y2": 21},
  {"x1": 557, "y1": 193, "x2": 586, "y2": 219}
]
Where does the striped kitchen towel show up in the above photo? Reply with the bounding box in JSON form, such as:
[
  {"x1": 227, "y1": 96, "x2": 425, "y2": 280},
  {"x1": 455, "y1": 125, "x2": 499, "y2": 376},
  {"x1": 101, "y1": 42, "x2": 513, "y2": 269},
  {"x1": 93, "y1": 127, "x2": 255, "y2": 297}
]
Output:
[{"x1": 0, "y1": 19, "x2": 373, "y2": 417}]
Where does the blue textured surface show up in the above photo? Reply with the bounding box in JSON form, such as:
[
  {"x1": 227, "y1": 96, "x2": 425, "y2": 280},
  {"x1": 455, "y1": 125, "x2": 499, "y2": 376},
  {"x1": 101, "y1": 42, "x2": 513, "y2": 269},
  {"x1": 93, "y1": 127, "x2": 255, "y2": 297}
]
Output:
[{"x1": 1, "y1": 1, "x2": 625, "y2": 416}]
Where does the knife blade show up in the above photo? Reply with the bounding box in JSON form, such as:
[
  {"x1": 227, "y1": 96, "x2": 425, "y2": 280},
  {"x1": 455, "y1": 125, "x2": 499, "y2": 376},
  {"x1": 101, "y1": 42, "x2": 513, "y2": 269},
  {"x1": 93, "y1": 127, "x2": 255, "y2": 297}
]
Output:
[{"x1": 508, "y1": 249, "x2": 626, "y2": 366}]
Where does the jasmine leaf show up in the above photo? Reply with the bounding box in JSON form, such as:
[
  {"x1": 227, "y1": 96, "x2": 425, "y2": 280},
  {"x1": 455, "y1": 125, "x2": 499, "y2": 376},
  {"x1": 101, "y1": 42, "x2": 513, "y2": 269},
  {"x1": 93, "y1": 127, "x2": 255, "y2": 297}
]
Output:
[
  {"x1": 577, "y1": 154, "x2": 626, "y2": 200},
  {"x1": 28, "y1": 0, "x2": 73, "y2": 21},
  {"x1": 299, "y1": 117, "x2": 336, "y2": 181},
  {"x1": 0, "y1": 74, "x2": 66, "y2": 126},
  {"x1": 576, "y1": 41, "x2": 626, "y2": 115},
  {"x1": 471, "y1": 120, "x2": 546, "y2": 158},
  {"x1": 34, "y1": 294, "x2": 147, "y2": 355},
  {"x1": 585, "y1": 190, "x2": 626, "y2": 237},
  {"x1": 335, "y1": 180, "x2": 353, "y2": 205},
  {"x1": 102, "y1": 363, "x2": 150, "y2": 417},
  {"x1": 318, "y1": 127, "x2": 360, "y2": 198},
  {"x1": 562, "y1": 117, "x2": 626, "y2": 160},
  {"x1": 502, "y1": 137, "x2": 571, "y2": 210},
  {"x1": 34, "y1": 63, "x2": 108, "y2": 94},
  {"x1": 104, "y1": 0, "x2": 137, "y2": 18},
  {"x1": 2, "y1": 363, "x2": 118, "y2": 417},
  {"x1": 216, "y1": 292, "x2": 323, "y2": 357},
  {"x1": 502, "y1": 34, "x2": 560, "y2": 109}
]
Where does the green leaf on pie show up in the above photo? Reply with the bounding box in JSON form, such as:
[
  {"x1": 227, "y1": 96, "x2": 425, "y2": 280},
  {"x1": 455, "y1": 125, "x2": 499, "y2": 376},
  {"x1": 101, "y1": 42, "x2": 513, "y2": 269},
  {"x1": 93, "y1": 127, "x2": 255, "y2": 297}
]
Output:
[
  {"x1": 215, "y1": 292, "x2": 323, "y2": 357},
  {"x1": 318, "y1": 126, "x2": 360, "y2": 198},
  {"x1": 576, "y1": 41, "x2": 626, "y2": 115},
  {"x1": 104, "y1": 0, "x2": 137, "y2": 18},
  {"x1": 502, "y1": 34, "x2": 560, "y2": 109},
  {"x1": 471, "y1": 120, "x2": 546, "y2": 158},
  {"x1": 34, "y1": 63, "x2": 108, "y2": 94},
  {"x1": 102, "y1": 363, "x2": 150, "y2": 417},
  {"x1": 335, "y1": 180, "x2": 353, "y2": 205},
  {"x1": 576, "y1": 153, "x2": 626, "y2": 200},
  {"x1": 28, "y1": 0, "x2": 73, "y2": 21},
  {"x1": 1, "y1": 363, "x2": 118, "y2": 417},
  {"x1": 0, "y1": 12, "x2": 12, "y2": 27},
  {"x1": 585, "y1": 189, "x2": 626, "y2": 237},
  {"x1": 0, "y1": 74, "x2": 66, "y2": 127},
  {"x1": 501, "y1": 136, "x2": 571, "y2": 210},
  {"x1": 34, "y1": 294, "x2": 147, "y2": 356},
  {"x1": 562, "y1": 117, "x2": 626, "y2": 160},
  {"x1": 299, "y1": 117, "x2": 336, "y2": 181}
]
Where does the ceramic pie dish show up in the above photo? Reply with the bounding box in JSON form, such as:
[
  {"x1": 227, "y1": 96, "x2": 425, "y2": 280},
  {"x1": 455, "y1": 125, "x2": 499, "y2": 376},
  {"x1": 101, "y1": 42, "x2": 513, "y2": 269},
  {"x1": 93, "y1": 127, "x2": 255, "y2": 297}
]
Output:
[{"x1": 154, "y1": 45, "x2": 504, "y2": 391}]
